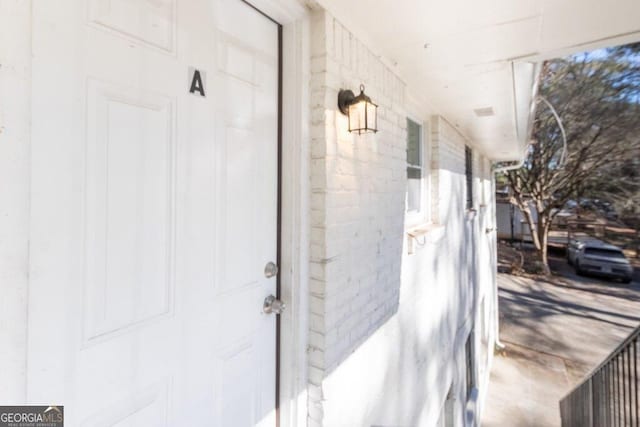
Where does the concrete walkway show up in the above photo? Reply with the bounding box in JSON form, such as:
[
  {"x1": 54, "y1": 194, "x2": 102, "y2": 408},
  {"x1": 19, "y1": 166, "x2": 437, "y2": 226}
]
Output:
[{"x1": 482, "y1": 256, "x2": 640, "y2": 426}]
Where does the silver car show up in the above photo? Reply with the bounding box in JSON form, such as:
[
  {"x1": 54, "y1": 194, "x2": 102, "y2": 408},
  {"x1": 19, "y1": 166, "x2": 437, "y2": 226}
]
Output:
[{"x1": 567, "y1": 238, "x2": 633, "y2": 283}]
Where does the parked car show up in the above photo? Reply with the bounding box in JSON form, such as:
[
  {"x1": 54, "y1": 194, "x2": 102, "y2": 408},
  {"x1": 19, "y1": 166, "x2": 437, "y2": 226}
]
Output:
[{"x1": 567, "y1": 238, "x2": 633, "y2": 283}]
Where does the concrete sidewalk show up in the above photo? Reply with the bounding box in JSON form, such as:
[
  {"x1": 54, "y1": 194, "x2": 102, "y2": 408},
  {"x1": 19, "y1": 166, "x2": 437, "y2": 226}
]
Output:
[{"x1": 483, "y1": 256, "x2": 640, "y2": 426}]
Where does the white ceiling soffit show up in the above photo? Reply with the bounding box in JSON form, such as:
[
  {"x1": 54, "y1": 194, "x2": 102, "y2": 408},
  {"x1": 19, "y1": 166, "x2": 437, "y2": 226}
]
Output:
[{"x1": 314, "y1": 0, "x2": 640, "y2": 161}]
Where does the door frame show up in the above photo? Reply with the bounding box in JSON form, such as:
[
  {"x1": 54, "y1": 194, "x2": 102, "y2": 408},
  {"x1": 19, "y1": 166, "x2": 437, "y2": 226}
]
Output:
[{"x1": 240, "y1": 1, "x2": 311, "y2": 426}]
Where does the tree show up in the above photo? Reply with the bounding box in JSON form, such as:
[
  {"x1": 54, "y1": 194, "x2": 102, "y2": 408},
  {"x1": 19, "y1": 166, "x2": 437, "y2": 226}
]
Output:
[
  {"x1": 583, "y1": 143, "x2": 640, "y2": 257},
  {"x1": 504, "y1": 43, "x2": 640, "y2": 273},
  {"x1": 582, "y1": 144, "x2": 640, "y2": 217}
]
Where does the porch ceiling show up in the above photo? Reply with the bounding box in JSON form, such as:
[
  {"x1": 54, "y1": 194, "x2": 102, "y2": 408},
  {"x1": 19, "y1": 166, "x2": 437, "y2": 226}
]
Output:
[{"x1": 314, "y1": 0, "x2": 640, "y2": 161}]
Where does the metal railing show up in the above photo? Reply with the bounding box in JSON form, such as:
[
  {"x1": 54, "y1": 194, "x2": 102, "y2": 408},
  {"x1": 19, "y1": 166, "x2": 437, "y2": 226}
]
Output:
[{"x1": 560, "y1": 325, "x2": 640, "y2": 426}]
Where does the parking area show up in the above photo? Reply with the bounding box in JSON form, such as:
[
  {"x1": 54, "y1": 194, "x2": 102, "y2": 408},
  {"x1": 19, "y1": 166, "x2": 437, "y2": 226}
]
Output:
[{"x1": 482, "y1": 254, "x2": 640, "y2": 426}]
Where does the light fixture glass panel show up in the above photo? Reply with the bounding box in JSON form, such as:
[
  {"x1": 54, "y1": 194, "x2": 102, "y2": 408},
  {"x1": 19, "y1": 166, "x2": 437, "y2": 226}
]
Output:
[
  {"x1": 349, "y1": 101, "x2": 366, "y2": 132},
  {"x1": 367, "y1": 102, "x2": 377, "y2": 132}
]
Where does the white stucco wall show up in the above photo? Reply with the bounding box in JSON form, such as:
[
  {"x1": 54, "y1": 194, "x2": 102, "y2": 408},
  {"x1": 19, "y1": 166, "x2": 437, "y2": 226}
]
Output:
[{"x1": 308, "y1": 8, "x2": 498, "y2": 427}]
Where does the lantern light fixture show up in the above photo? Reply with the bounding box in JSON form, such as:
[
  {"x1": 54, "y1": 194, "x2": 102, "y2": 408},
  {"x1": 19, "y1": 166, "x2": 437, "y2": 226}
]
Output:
[{"x1": 338, "y1": 84, "x2": 378, "y2": 134}]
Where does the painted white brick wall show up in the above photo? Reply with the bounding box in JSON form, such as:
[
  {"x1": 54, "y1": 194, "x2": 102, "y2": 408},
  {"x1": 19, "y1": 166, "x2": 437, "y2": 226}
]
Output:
[
  {"x1": 308, "y1": 8, "x2": 498, "y2": 427},
  {"x1": 309, "y1": 9, "x2": 407, "y2": 371}
]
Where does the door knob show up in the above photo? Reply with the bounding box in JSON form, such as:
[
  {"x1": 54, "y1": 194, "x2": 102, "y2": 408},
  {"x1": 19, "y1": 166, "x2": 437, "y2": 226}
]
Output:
[{"x1": 263, "y1": 295, "x2": 285, "y2": 315}]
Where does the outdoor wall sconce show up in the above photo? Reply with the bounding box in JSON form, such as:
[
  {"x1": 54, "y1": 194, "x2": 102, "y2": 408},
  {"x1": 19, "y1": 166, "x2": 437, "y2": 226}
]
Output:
[{"x1": 338, "y1": 84, "x2": 378, "y2": 134}]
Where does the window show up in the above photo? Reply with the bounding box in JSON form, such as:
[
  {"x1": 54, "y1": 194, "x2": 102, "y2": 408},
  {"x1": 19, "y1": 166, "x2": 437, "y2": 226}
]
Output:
[
  {"x1": 406, "y1": 118, "x2": 423, "y2": 213},
  {"x1": 465, "y1": 146, "x2": 473, "y2": 209},
  {"x1": 465, "y1": 330, "x2": 475, "y2": 398},
  {"x1": 405, "y1": 116, "x2": 432, "y2": 228}
]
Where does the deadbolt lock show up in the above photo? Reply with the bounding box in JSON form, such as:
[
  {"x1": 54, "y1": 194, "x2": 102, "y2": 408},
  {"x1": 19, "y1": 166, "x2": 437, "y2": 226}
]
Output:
[{"x1": 264, "y1": 261, "x2": 278, "y2": 278}]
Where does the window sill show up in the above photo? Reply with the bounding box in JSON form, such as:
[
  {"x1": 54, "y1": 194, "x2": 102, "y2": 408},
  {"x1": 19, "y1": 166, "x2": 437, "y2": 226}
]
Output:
[{"x1": 406, "y1": 223, "x2": 445, "y2": 254}]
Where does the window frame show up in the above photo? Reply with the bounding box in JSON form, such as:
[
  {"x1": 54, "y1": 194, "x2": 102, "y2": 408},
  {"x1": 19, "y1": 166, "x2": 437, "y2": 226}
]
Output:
[{"x1": 405, "y1": 115, "x2": 431, "y2": 226}]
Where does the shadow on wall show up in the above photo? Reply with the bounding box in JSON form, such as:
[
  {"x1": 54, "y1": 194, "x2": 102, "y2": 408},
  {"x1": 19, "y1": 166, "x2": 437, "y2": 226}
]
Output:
[
  {"x1": 307, "y1": 12, "x2": 491, "y2": 422},
  {"x1": 314, "y1": 123, "x2": 486, "y2": 426},
  {"x1": 361, "y1": 123, "x2": 492, "y2": 424},
  {"x1": 316, "y1": 104, "x2": 406, "y2": 375},
  {"x1": 332, "y1": 182, "x2": 482, "y2": 425}
]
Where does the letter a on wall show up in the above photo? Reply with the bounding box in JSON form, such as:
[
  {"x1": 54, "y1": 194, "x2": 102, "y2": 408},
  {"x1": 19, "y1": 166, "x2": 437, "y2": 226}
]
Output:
[{"x1": 188, "y1": 67, "x2": 206, "y2": 97}]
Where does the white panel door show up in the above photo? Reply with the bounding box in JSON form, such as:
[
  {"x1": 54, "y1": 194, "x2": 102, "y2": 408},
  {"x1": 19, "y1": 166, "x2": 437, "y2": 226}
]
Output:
[{"x1": 27, "y1": 0, "x2": 279, "y2": 425}]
